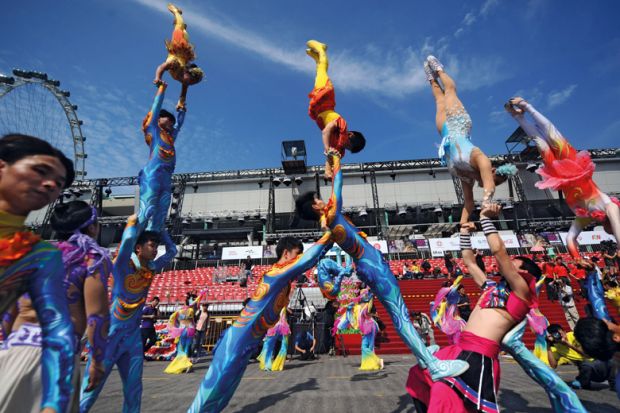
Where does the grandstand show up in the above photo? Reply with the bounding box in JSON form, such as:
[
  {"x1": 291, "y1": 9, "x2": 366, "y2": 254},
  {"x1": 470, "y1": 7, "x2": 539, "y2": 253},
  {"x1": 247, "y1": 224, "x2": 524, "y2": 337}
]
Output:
[{"x1": 35, "y1": 144, "x2": 620, "y2": 354}]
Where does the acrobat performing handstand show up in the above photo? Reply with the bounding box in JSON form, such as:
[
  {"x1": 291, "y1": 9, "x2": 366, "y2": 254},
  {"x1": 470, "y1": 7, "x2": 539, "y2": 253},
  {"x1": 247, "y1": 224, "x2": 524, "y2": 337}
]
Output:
[
  {"x1": 306, "y1": 40, "x2": 365, "y2": 178},
  {"x1": 296, "y1": 150, "x2": 468, "y2": 381},
  {"x1": 423, "y1": 55, "x2": 517, "y2": 226},
  {"x1": 505, "y1": 97, "x2": 620, "y2": 259}
]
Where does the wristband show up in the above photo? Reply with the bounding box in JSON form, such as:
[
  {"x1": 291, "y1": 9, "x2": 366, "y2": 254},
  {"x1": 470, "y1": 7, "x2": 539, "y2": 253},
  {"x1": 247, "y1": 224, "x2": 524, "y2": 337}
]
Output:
[
  {"x1": 460, "y1": 233, "x2": 472, "y2": 250},
  {"x1": 480, "y1": 218, "x2": 498, "y2": 235}
]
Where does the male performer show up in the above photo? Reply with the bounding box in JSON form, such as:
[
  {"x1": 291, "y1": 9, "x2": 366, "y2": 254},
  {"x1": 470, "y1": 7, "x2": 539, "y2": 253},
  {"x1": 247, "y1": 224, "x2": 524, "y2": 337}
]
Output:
[
  {"x1": 296, "y1": 150, "x2": 468, "y2": 380},
  {"x1": 0, "y1": 134, "x2": 76, "y2": 413},
  {"x1": 188, "y1": 234, "x2": 333, "y2": 412}
]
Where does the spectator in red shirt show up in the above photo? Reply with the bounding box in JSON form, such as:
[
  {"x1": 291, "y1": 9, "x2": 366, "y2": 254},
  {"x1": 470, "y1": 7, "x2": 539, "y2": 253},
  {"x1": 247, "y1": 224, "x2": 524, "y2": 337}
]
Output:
[
  {"x1": 542, "y1": 255, "x2": 558, "y2": 302},
  {"x1": 554, "y1": 257, "x2": 570, "y2": 282}
]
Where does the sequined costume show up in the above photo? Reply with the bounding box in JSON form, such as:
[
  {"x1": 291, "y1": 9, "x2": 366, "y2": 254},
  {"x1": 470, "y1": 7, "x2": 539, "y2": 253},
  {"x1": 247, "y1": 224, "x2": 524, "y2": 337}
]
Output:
[
  {"x1": 438, "y1": 106, "x2": 478, "y2": 185},
  {"x1": 322, "y1": 152, "x2": 468, "y2": 380},
  {"x1": 430, "y1": 275, "x2": 466, "y2": 344},
  {"x1": 187, "y1": 233, "x2": 333, "y2": 412},
  {"x1": 0, "y1": 211, "x2": 75, "y2": 413},
  {"x1": 139, "y1": 83, "x2": 185, "y2": 232},
  {"x1": 258, "y1": 307, "x2": 291, "y2": 371},
  {"x1": 508, "y1": 101, "x2": 620, "y2": 258},
  {"x1": 79, "y1": 216, "x2": 177, "y2": 413},
  {"x1": 358, "y1": 296, "x2": 383, "y2": 371}
]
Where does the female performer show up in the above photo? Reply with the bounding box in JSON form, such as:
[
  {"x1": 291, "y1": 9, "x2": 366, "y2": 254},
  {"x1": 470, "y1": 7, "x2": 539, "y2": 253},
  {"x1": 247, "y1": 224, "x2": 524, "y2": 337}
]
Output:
[
  {"x1": 358, "y1": 294, "x2": 384, "y2": 371},
  {"x1": 258, "y1": 307, "x2": 291, "y2": 371},
  {"x1": 430, "y1": 276, "x2": 466, "y2": 345},
  {"x1": 164, "y1": 291, "x2": 206, "y2": 374},
  {"x1": 154, "y1": 3, "x2": 203, "y2": 109},
  {"x1": 505, "y1": 97, "x2": 620, "y2": 259},
  {"x1": 423, "y1": 55, "x2": 516, "y2": 225}
]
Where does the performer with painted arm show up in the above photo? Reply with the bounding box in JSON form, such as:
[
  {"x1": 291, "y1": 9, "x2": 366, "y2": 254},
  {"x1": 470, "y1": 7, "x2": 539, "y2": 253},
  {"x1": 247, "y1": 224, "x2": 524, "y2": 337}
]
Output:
[
  {"x1": 316, "y1": 251, "x2": 354, "y2": 301},
  {"x1": 79, "y1": 216, "x2": 176, "y2": 413},
  {"x1": 0, "y1": 134, "x2": 76, "y2": 413},
  {"x1": 296, "y1": 150, "x2": 468, "y2": 381},
  {"x1": 408, "y1": 205, "x2": 545, "y2": 412},
  {"x1": 188, "y1": 234, "x2": 333, "y2": 413},
  {"x1": 423, "y1": 56, "x2": 517, "y2": 226},
  {"x1": 505, "y1": 97, "x2": 620, "y2": 259},
  {"x1": 306, "y1": 40, "x2": 365, "y2": 178}
]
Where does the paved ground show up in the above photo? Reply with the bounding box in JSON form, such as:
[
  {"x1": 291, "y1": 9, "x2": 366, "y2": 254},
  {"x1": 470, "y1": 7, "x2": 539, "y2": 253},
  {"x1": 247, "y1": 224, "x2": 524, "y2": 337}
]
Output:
[{"x1": 87, "y1": 355, "x2": 618, "y2": 412}]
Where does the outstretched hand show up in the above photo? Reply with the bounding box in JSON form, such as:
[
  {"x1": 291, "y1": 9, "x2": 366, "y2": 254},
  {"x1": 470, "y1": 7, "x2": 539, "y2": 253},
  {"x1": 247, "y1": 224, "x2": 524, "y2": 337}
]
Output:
[
  {"x1": 504, "y1": 96, "x2": 527, "y2": 115},
  {"x1": 480, "y1": 203, "x2": 502, "y2": 219}
]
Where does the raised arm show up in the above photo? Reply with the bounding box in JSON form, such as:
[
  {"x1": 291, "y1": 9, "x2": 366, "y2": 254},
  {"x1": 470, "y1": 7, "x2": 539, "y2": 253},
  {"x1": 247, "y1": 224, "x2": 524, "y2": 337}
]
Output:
[
  {"x1": 286, "y1": 232, "x2": 334, "y2": 276},
  {"x1": 327, "y1": 150, "x2": 343, "y2": 213},
  {"x1": 83, "y1": 257, "x2": 111, "y2": 391},
  {"x1": 145, "y1": 83, "x2": 168, "y2": 130},
  {"x1": 115, "y1": 215, "x2": 144, "y2": 276},
  {"x1": 460, "y1": 180, "x2": 475, "y2": 225},
  {"x1": 29, "y1": 245, "x2": 76, "y2": 413},
  {"x1": 479, "y1": 204, "x2": 531, "y2": 301},
  {"x1": 566, "y1": 218, "x2": 588, "y2": 260},
  {"x1": 152, "y1": 229, "x2": 178, "y2": 273},
  {"x1": 459, "y1": 225, "x2": 487, "y2": 288}
]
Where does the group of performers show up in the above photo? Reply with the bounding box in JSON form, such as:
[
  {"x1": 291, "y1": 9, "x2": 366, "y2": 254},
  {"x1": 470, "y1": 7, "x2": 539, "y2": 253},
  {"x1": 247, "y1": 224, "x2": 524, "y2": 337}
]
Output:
[{"x1": 0, "y1": 3, "x2": 619, "y2": 412}]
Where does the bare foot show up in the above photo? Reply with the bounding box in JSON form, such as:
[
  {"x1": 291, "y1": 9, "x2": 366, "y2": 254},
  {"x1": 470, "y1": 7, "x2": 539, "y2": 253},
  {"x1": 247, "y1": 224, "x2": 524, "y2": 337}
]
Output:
[{"x1": 306, "y1": 48, "x2": 320, "y2": 63}]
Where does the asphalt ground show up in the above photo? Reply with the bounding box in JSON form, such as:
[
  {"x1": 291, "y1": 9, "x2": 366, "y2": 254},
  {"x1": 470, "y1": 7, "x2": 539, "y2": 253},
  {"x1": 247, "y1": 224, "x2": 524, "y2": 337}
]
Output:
[{"x1": 86, "y1": 354, "x2": 619, "y2": 412}]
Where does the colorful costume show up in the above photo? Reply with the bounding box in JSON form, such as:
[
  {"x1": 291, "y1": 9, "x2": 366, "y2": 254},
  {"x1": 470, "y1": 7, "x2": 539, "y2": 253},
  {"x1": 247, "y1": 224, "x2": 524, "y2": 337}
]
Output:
[
  {"x1": 358, "y1": 296, "x2": 383, "y2": 371},
  {"x1": 323, "y1": 152, "x2": 468, "y2": 380},
  {"x1": 0, "y1": 211, "x2": 75, "y2": 413},
  {"x1": 162, "y1": 4, "x2": 202, "y2": 84},
  {"x1": 316, "y1": 255, "x2": 353, "y2": 301},
  {"x1": 508, "y1": 101, "x2": 620, "y2": 258},
  {"x1": 585, "y1": 270, "x2": 620, "y2": 398},
  {"x1": 79, "y1": 217, "x2": 177, "y2": 413},
  {"x1": 187, "y1": 233, "x2": 333, "y2": 412},
  {"x1": 139, "y1": 83, "x2": 185, "y2": 232},
  {"x1": 438, "y1": 106, "x2": 479, "y2": 185},
  {"x1": 500, "y1": 275, "x2": 586, "y2": 413},
  {"x1": 164, "y1": 291, "x2": 206, "y2": 374},
  {"x1": 258, "y1": 307, "x2": 291, "y2": 371},
  {"x1": 306, "y1": 41, "x2": 351, "y2": 158},
  {"x1": 430, "y1": 275, "x2": 466, "y2": 344}
]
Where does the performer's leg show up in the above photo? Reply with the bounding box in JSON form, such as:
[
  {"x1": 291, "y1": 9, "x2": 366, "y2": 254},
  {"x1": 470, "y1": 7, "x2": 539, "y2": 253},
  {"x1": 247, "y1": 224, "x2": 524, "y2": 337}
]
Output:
[
  {"x1": 435, "y1": 69, "x2": 465, "y2": 115},
  {"x1": 168, "y1": 3, "x2": 185, "y2": 31},
  {"x1": 79, "y1": 350, "x2": 116, "y2": 413},
  {"x1": 116, "y1": 339, "x2": 144, "y2": 413},
  {"x1": 306, "y1": 40, "x2": 329, "y2": 89},
  {"x1": 429, "y1": 78, "x2": 446, "y2": 134},
  {"x1": 502, "y1": 320, "x2": 587, "y2": 413},
  {"x1": 148, "y1": 182, "x2": 172, "y2": 232},
  {"x1": 362, "y1": 265, "x2": 467, "y2": 380}
]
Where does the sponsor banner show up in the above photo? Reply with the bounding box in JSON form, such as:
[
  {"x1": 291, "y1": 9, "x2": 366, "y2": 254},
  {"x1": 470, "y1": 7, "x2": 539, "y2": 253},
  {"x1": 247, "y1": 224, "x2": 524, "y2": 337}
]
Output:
[
  {"x1": 558, "y1": 230, "x2": 616, "y2": 246},
  {"x1": 428, "y1": 237, "x2": 461, "y2": 257},
  {"x1": 302, "y1": 238, "x2": 388, "y2": 257},
  {"x1": 221, "y1": 245, "x2": 263, "y2": 260},
  {"x1": 429, "y1": 232, "x2": 520, "y2": 256}
]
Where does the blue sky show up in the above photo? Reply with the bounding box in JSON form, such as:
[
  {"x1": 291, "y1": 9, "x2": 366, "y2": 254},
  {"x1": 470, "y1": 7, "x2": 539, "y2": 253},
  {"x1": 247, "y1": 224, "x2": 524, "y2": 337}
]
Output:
[{"x1": 1, "y1": 0, "x2": 619, "y2": 179}]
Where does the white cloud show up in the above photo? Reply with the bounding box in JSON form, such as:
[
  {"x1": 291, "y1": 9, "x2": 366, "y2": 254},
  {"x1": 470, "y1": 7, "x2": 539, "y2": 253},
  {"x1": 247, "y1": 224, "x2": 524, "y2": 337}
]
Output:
[
  {"x1": 480, "y1": 0, "x2": 500, "y2": 17},
  {"x1": 463, "y1": 12, "x2": 477, "y2": 26},
  {"x1": 547, "y1": 84, "x2": 577, "y2": 108},
  {"x1": 132, "y1": 0, "x2": 431, "y2": 98}
]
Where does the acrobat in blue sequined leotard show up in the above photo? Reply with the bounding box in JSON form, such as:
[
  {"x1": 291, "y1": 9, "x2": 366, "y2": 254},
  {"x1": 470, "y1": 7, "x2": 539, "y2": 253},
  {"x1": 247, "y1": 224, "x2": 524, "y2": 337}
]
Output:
[{"x1": 438, "y1": 106, "x2": 477, "y2": 184}]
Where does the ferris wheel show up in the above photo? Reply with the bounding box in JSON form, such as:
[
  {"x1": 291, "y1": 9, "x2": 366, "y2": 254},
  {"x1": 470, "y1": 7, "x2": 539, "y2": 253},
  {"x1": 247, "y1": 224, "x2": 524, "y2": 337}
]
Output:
[{"x1": 0, "y1": 69, "x2": 87, "y2": 179}]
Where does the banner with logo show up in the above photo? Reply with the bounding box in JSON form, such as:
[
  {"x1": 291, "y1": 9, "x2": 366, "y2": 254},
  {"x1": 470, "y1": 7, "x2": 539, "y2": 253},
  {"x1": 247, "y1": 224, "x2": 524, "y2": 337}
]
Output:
[
  {"x1": 302, "y1": 237, "x2": 388, "y2": 257},
  {"x1": 428, "y1": 237, "x2": 461, "y2": 257},
  {"x1": 221, "y1": 245, "x2": 264, "y2": 260},
  {"x1": 558, "y1": 230, "x2": 616, "y2": 246}
]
